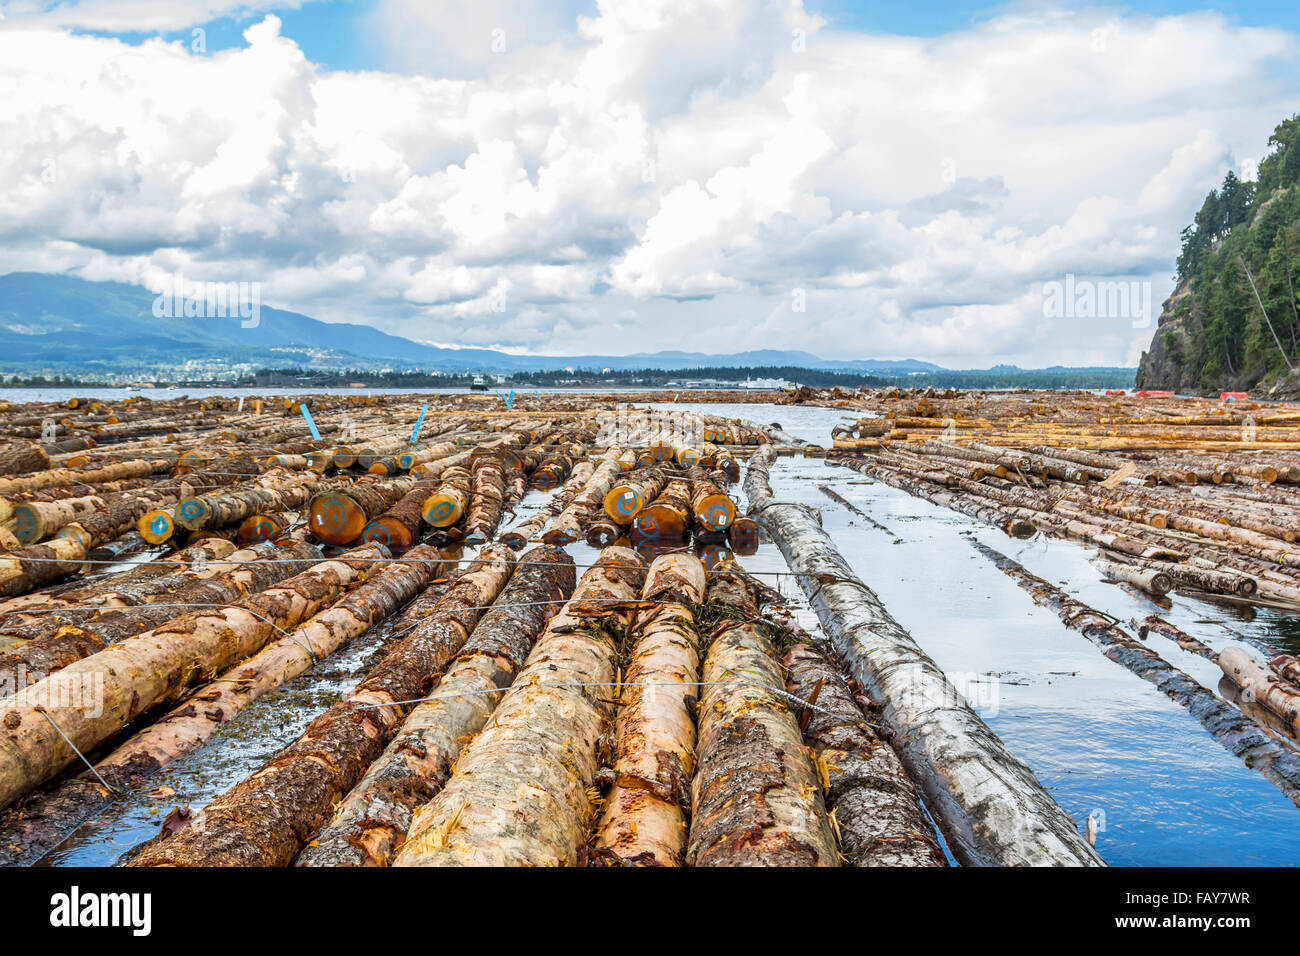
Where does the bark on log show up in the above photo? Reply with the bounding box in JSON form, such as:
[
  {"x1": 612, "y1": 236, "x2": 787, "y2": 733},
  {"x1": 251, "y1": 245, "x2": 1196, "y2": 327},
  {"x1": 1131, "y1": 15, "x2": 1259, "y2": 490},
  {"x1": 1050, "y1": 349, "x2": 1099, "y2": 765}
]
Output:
[
  {"x1": 393, "y1": 547, "x2": 645, "y2": 867},
  {"x1": 746, "y1": 445, "x2": 1101, "y2": 866},
  {"x1": 0, "y1": 545, "x2": 448, "y2": 867},
  {"x1": 128, "y1": 545, "x2": 517, "y2": 866},
  {"x1": 782, "y1": 642, "x2": 945, "y2": 866},
  {"x1": 0, "y1": 539, "x2": 321, "y2": 681},
  {"x1": 498, "y1": 461, "x2": 594, "y2": 550},
  {"x1": 295, "y1": 546, "x2": 576, "y2": 867},
  {"x1": 593, "y1": 553, "x2": 707, "y2": 866},
  {"x1": 686, "y1": 566, "x2": 839, "y2": 867},
  {"x1": 543, "y1": 458, "x2": 623, "y2": 545},
  {"x1": 463, "y1": 454, "x2": 507, "y2": 544},
  {"x1": 0, "y1": 543, "x2": 390, "y2": 811}
]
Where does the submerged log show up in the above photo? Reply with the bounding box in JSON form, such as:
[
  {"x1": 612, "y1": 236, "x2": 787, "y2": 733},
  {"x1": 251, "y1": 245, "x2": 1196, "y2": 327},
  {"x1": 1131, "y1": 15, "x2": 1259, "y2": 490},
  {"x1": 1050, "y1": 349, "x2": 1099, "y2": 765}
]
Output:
[
  {"x1": 295, "y1": 546, "x2": 576, "y2": 867},
  {"x1": 594, "y1": 553, "x2": 707, "y2": 866},
  {"x1": 394, "y1": 548, "x2": 645, "y2": 867},
  {"x1": 746, "y1": 445, "x2": 1101, "y2": 866},
  {"x1": 128, "y1": 545, "x2": 516, "y2": 866},
  {"x1": 974, "y1": 539, "x2": 1300, "y2": 811},
  {"x1": 686, "y1": 565, "x2": 839, "y2": 867}
]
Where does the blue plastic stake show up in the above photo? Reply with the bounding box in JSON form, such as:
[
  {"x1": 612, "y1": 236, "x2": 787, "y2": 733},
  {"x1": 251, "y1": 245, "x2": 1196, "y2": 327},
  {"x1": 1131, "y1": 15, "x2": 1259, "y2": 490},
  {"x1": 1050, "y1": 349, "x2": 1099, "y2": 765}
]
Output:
[
  {"x1": 506, "y1": 390, "x2": 515, "y2": 410},
  {"x1": 410, "y1": 403, "x2": 429, "y2": 443},
  {"x1": 299, "y1": 404, "x2": 322, "y2": 441}
]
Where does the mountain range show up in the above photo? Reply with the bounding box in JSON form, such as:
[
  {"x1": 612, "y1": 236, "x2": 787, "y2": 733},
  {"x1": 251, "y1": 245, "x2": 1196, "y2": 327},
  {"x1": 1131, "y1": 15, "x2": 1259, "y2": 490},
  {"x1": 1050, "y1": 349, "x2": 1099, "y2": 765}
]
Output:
[{"x1": 0, "y1": 272, "x2": 1131, "y2": 380}]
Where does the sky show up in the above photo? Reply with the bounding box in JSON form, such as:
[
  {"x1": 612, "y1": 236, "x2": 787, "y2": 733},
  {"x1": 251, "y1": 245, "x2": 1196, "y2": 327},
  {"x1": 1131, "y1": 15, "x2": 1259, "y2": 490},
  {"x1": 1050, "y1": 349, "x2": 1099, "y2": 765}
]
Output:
[{"x1": 0, "y1": 1, "x2": 1297, "y2": 367}]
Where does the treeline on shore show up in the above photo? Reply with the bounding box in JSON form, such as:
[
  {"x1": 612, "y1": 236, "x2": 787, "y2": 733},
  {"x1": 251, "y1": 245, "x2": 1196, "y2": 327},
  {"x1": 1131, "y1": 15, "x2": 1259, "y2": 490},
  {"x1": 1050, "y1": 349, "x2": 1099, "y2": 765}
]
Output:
[{"x1": 1, "y1": 364, "x2": 1138, "y2": 391}]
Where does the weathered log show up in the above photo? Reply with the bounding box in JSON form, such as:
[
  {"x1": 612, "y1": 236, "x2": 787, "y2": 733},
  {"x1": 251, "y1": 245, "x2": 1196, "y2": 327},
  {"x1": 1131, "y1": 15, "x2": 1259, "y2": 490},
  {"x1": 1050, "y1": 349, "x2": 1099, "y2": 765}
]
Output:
[
  {"x1": 394, "y1": 547, "x2": 645, "y2": 866},
  {"x1": 0, "y1": 539, "x2": 321, "y2": 680},
  {"x1": 295, "y1": 546, "x2": 576, "y2": 867},
  {"x1": 543, "y1": 458, "x2": 624, "y2": 545},
  {"x1": 975, "y1": 539, "x2": 1300, "y2": 811},
  {"x1": 593, "y1": 553, "x2": 707, "y2": 866},
  {"x1": 746, "y1": 445, "x2": 1100, "y2": 866},
  {"x1": 498, "y1": 460, "x2": 594, "y2": 550},
  {"x1": 0, "y1": 444, "x2": 51, "y2": 478},
  {"x1": 781, "y1": 640, "x2": 945, "y2": 866},
  {"x1": 463, "y1": 453, "x2": 507, "y2": 544},
  {"x1": 686, "y1": 565, "x2": 839, "y2": 867},
  {"x1": 0, "y1": 542, "x2": 390, "y2": 811},
  {"x1": 0, "y1": 545, "x2": 448, "y2": 867},
  {"x1": 128, "y1": 545, "x2": 516, "y2": 866}
]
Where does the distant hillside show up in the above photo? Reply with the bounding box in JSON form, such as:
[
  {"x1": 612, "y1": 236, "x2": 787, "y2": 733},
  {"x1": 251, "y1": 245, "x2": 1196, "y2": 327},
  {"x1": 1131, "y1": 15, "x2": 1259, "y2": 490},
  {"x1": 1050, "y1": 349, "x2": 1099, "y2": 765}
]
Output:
[
  {"x1": 1136, "y1": 115, "x2": 1300, "y2": 396},
  {"x1": 0, "y1": 273, "x2": 949, "y2": 377},
  {"x1": 0, "y1": 271, "x2": 1132, "y2": 385}
]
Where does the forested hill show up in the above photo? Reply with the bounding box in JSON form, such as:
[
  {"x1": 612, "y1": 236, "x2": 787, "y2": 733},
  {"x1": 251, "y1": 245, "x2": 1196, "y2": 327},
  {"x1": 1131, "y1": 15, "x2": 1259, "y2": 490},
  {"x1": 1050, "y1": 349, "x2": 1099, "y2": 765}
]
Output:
[{"x1": 1136, "y1": 116, "x2": 1300, "y2": 396}]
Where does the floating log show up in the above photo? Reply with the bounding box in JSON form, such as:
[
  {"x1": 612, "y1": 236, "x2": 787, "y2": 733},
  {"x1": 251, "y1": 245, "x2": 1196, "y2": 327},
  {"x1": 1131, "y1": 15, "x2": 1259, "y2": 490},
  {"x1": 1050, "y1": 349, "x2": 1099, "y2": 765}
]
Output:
[
  {"x1": 295, "y1": 546, "x2": 576, "y2": 867},
  {"x1": 746, "y1": 445, "x2": 1101, "y2": 866},
  {"x1": 594, "y1": 553, "x2": 707, "y2": 866},
  {"x1": 974, "y1": 538, "x2": 1300, "y2": 811},
  {"x1": 0, "y1": 542, "x2": 390, "y2": 811},
  {"x1": 498, "y1": 460, "x2": 594, "y2": 550},
  {"x1": 0, "y1": 544, "x2": 449, "y2": 867},
  {"x1": 128, "y1": 545, "x2": 516, "y2": 866},
  {"x1": 394, "y1": 548, "x2": 645, "y2": 867},
  {"x1": 782, "y1": 641, "x2": 945, "y2": 866},
  {"x1": 686, "y1": 563, "x2": 839, "y2": 867},
  {"x1": 634, "y1": 478, "x2": 693, "y2": 540}
]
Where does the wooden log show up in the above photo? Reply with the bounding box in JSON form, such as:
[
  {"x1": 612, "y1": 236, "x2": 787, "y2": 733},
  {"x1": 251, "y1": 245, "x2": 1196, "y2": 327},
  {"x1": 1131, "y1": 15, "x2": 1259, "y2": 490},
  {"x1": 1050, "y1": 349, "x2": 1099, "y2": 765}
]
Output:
[
  {"x1": 782, "y1": 641, "x2": 945, "y2": 866},
  {"x1": 393, "y1": 548, "x2": 646, "y2": 867},
  {"x1": 10, "y1": 495, "x2": 105, "y2": 545},
  {"x1": 593, "y1": 553, "x2": 707, "y2": 866},
  {"x1": 0, "y1": 543, "x2": 390, "y2": 811},
  {"x1": 0, "y1": 444, "x2": 51, "y2": 478},
  {"x1": 295, "y1": 546, "x2": 576, "y2": 867},
  {"x1": 746, "y1": 445, "x2": 1101, "y2": 866},
  {"x1": 634, "y1": 478, "x2": 693, "y2": 540},
  {"x1": 0, "y1": 539, "x2": 321, "y2": 681},
  {"x1": 1091, "y1": 556, "x2": 1173, "y2": 596},
  {"x1": 543, "y1": 458, "x2": 624, "y2": 545},
  {"x1": 1219, "y1": 646, "x2": 1300, "y2": 735},
  {"x1": 498, "y1": 461, "x2": 594, "y2": 550},
  {"x1": 690, "y1": 477, "x2": 736, "y2": 532},
  {"x1": 463, "y1": 454, "x2": 507, "y2": 544},
  {"x1": 309, "y1": 477, "x2": 416, "y2": 545},
  {"x1": 686, "y1": 564, "x2": 839, "y2": 867},
  {"x1": 0, "y1": 545, "x2": 449, "y2": 867},
  {"x1": 421, "y1": 466, "x2": 472, "y2": 529},
  {"x1": 128, "y1": 545, "x2": 517, "y2": 866}
]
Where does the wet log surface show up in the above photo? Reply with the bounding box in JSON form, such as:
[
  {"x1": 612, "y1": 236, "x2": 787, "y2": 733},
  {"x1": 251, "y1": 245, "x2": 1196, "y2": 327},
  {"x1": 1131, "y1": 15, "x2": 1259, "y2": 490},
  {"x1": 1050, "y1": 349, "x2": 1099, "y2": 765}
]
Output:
[
  {"x1": 394, "y1": 548, "x2": 645, "y2": 866},
  {"x1": 295, "y1": 546, "x2": 576, "y2": 867},
  {"x1": 128, "y1": 545, "x2": 516, "y2": 866},
  {"x1": 747, "y1": 445, "x2": 1102, "y2": 866}
]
